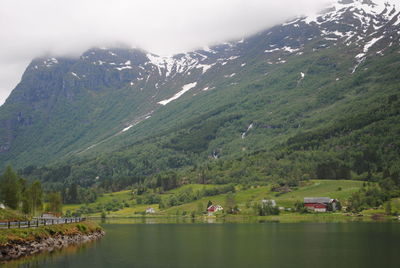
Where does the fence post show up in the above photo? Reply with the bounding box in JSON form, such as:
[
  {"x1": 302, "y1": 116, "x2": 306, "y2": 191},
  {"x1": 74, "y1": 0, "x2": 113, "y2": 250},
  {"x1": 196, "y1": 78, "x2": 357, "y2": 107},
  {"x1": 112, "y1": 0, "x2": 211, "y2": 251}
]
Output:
[
  {"x1": 52, "y1": 219, "x2": 54, "y2": 225},
  {"x1": 44, "y1": 220, "x2": 46, "y2": 226},
  {"x1": 37, "y1": 220, "x2": 39, "y2": 227},
  {"x1": 18, "y1": 221, "x2": 20, "y2": 228},
  {"x1": 8, "y1": 221, "x2": 10, "y2": 229},
  {"x1": 28, "y1": 221, "x2": 30, "y2": 228}
]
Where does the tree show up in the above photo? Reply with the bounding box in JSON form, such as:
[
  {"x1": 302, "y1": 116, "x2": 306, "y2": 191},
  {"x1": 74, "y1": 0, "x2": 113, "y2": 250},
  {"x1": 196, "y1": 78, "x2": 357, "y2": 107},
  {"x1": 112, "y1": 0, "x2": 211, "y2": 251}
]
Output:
[
  {"x1": 46, "y1": 192, "x2": 63, "y2": 214},
  {"x1": 385, "y1": 201, "x2": 392, "y2": 216},
  {"x1": 159, "y1": 199, "x2": 166, "y2": 209},
  {"x1": 206, "y1": 200, "x2": 213, "y2": 210},
  {"x1": 225, "y1": 192, "x2": 238, "y2": 214},
  {"x1": 21, "y1": 179, "x2": 31, "y2": 215},
  {"x1": 256, "y1": 200, "x2": 280, "y2": 216},
  {"x1": 347, "y1": 192, "x2": 364, "y2": 213},
  {"x1": 159, "y1": 171, "x2": 179, "y2": 191},
  {"x1": 336, "y1": 201, "x2": 342, "y2": 211},
  {"x1": 68, "y1": 183, "x2": 78, "y2": 204},
  {"x1": 30, "y1": 181, "x2": 43, "y2": 215},
  {"x1": 21, "y1": 180, "x2": 43, "y2": 216},
  {"x1": 196, "y1": 202, "x2": 204, "y2": 215},
  {"x1": 0, "y1": 166, "x2": 21, "y2": 210},
  {"x1": 294, "y1": 200, "x2": 308, "y2": 214}
]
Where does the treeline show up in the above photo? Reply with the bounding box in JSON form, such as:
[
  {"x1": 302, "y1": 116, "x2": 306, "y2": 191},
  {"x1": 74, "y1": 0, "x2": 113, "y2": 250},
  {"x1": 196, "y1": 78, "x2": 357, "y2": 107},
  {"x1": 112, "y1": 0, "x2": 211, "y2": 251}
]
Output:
[
  {"x1": 0, "y1": 166, "x2": 62, "y2": 215},
  {"x1": 136, "y1": 184, "x2": 236, "y2": 209},
  {"x1": 60, "y1": 183, "x2": 97, "y2": 204},
  {"x1": 18, "y1": 148, "x2": 194, "y2": 194},
  {"x1": 67, "y1": 199, "x2": 130, "y2": 217},
  {"x1": 347, "y1": 179, "x2": 400, "y2": 214}
]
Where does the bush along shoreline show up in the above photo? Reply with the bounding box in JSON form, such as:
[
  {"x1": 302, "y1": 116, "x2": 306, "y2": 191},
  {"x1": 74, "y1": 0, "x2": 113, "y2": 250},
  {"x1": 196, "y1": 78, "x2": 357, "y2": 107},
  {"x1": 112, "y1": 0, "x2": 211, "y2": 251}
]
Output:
[{"x1": 0, "y1": 221, "x2": 104, "y2": 262}]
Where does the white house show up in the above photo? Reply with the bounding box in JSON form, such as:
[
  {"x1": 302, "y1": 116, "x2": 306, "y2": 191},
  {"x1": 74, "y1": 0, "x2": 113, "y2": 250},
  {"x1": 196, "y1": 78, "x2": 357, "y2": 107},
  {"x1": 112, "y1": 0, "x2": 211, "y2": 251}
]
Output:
[
  {"x1": 262, "y1": 199, "x2": 276, "y2": 207},
  {"x1": 0, "y1": 203, "x2": 5, "y2": 209},
  {"x1": 40, "y1": 213, "x2": 59, "y2": 219},
  {"x1": 146, "y1": 207, "x2": 156, "y2": 214}
]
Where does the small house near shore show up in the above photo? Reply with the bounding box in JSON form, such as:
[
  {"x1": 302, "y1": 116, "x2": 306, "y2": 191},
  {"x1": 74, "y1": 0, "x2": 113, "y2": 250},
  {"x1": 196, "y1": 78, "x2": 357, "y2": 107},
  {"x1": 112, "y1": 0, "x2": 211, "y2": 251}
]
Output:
[
  {"x1": 37, "y1": 213, "x2": 60, "y2": 219},
  {"x1": 146, "y1": 207, "x2": 156, "y2": 214},
  {"x1": 304, "y1": 197, "x2": 338, "y2": 212},
  {"x1": 207, "y1": 205, "x2": 223, "y2": 215},
  {"x1": 262, "y1": 199, "x2": 276, "y2": 207}
]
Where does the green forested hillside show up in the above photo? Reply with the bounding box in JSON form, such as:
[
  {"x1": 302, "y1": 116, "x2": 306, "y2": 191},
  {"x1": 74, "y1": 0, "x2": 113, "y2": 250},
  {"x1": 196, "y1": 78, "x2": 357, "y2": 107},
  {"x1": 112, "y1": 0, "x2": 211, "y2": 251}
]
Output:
[
  {"x1": 17, "y1": 43, "x2": 400, "y2": 197},
  {"x1": 0, "y1": 0, "x2": 399, "y2": 214}
]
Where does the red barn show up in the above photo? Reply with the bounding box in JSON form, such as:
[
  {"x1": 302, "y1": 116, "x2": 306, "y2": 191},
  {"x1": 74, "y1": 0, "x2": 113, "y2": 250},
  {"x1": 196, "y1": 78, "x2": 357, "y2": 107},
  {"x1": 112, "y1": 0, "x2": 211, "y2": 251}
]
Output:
[
  {"x1": 304, "y1": 197, "x2": 337, "y2": 212},
  {"x1": 207, "y1": 205, "x2": 223, "y2": 214}
]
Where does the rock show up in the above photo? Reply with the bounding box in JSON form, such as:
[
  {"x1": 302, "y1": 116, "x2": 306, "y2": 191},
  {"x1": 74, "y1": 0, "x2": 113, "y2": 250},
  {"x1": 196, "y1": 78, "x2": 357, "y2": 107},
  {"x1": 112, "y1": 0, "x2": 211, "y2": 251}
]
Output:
[{"x1": 0, "y1": 230, "x2": 105, "y2": 262}]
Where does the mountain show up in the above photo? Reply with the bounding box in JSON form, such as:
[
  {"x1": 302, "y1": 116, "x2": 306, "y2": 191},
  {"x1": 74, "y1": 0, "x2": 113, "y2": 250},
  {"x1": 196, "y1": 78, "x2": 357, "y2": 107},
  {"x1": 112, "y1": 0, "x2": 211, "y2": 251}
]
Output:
[{"x1": 0, "y1": 0, "x2": 399, "y2": 189}]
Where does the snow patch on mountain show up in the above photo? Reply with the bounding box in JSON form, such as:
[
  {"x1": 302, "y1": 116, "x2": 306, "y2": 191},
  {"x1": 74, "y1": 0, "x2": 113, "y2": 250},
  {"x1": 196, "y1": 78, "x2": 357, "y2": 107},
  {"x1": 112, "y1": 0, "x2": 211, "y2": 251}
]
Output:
[
  {"x1": 225, "y1": 73, "x2": 236, "y2": 78},
  {"x1": 265, "y1": 48, "x2": 280, "y2": 53},
  {"x1": 71, "y1": 72, "x2": 80, "y2": 79},
  {"x1": 241, "y1": 123, "x2": 254, "y2": 139},
  {"x1": 158, "y1": 82, "x2": 198, "y2": 105},
  {"x1": 196, "y1": 63, "x2": 215, "y2": 74},
  {"x1": 354, "y1": 34, "x2": 385, "y2": 72},
  {"x1": 122, "y1": 125, "x2": 133, "y2": 132},
  {"x1": 115, "y1": 66, "x2": 133, "y2": 71},
  {"x1": 43, "y1": 58, "x2": 58, "y2": 67}
]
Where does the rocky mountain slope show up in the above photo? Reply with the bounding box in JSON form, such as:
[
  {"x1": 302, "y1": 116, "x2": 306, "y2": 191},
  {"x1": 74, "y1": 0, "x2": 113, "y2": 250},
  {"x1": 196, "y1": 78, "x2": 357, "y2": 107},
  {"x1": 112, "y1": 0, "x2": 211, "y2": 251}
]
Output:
[{"x1": 0, "y1": 0, "x2": 399, "y2": 188}]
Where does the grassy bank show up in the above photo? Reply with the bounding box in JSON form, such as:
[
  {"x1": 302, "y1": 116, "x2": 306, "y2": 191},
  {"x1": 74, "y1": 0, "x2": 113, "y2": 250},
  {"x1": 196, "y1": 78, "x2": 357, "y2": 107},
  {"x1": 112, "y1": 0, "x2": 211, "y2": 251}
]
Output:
[
  {"x1": 66, "y1": 180, "x2": 364, "y2": 218},
  {"x1": 0, "y1": 221, "x2": 102, "y2": 246},
  {"x1": 223, "y1": 212, "x2": 396, "y2": 223},
  {"x1": 0, "y1": 209, "x2": 28, "y2": 222},
  {"x1": 91, "y1": 212, "x2": 398, "y2": 225}
]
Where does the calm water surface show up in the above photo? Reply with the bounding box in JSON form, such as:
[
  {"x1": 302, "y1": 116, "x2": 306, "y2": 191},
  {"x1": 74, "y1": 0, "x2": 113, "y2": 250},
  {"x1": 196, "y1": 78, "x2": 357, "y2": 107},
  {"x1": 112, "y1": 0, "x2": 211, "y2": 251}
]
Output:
[{"x1": 4, "y1": 220, "x2": 400, "y2": 268}]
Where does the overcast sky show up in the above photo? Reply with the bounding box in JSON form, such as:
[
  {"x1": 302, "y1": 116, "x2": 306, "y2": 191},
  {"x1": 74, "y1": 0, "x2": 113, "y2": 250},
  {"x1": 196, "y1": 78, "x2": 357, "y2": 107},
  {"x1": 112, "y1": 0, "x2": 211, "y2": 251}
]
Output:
[{"x1": 0, "y1": 0, "x2": 332, "y2": 105}]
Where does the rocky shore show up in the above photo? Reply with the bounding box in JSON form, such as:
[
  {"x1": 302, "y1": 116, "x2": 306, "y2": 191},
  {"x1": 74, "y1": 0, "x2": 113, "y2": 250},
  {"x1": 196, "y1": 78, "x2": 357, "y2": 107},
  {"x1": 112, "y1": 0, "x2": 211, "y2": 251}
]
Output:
[{"x1": 0, "y1": 229, "x2": 105, "y2": 262}]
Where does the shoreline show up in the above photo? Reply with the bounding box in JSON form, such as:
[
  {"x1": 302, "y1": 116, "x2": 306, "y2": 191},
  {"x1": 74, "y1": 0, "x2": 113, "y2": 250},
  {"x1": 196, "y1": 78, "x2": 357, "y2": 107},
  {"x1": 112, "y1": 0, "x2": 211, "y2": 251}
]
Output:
[
  {"x1": 89, "y1": 212, "x2": 400, "y2": 224},
  {"x1": 0, "y1": 222, "x2": 105, "y2": 262}
]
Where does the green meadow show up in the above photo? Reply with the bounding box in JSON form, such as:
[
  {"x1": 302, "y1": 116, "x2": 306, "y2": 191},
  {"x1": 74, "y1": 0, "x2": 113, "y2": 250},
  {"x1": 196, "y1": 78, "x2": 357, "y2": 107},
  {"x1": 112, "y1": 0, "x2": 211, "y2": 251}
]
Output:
[{"x1": 63, "y1": 180, "x2": 366, "y2": 218}]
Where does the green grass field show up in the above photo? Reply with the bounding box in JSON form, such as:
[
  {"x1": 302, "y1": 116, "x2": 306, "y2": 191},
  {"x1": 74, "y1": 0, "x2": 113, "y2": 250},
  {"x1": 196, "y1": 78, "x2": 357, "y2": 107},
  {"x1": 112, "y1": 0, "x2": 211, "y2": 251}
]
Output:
[
  {"x1": 274, "y1": 180, "x2": 364, "y2": 207},
  {"x1": 75, "y1": 180, "x2": 365, "y2": 218},
  {"x1": 0, "y1": 209, "x2": 27, "y2": 222},
  {"x1": 63, "y1": 189, "x2": 133, "y2": 213},
  {"x1": 162, "y1": 180, "x2": 364, "y2": 215},
  {"x1": 63, "y1": 184, "x2": 221, "y2": 216}
]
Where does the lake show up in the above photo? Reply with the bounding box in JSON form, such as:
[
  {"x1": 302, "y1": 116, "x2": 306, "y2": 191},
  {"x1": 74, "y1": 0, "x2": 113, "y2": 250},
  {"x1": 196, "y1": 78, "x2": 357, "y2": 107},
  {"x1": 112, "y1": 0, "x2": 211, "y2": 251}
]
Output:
[{"x1": 4, "y1": 220, "x2": 400, "y2": 268}]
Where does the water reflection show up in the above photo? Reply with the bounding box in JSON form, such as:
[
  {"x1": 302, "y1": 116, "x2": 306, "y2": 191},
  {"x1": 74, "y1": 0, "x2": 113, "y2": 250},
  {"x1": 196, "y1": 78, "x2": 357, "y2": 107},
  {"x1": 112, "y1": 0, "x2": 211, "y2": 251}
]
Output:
[
  {"x1": 98, "y1": 216, "x2": 227, "y2": 225},
  {"x1": 2, "y1": 218, "x2": 400, "y2": 268},
  {"x1": 2, "y1": 240, "x2": 98, "y2": 268}
]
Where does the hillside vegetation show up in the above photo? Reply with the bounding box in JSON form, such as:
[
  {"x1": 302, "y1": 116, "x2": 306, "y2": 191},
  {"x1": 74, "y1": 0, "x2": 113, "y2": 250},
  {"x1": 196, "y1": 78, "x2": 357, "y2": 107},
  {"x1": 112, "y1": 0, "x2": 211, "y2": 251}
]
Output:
[
  {"x1": 62, "y1": 180, "x2": 365, "y2": 218},
  {"x1": 0, "y1": 209, "x2": 27, "y2": 222}
]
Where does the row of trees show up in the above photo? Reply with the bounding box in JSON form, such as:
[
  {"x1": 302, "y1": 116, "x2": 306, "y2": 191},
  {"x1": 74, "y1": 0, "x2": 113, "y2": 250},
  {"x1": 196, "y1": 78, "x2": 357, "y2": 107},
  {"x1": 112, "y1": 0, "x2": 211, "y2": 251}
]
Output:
[
  {"x1": 0, "y1": 166, "x2": 62, "y2": 215},
  {"x1": 61, "y1": 183, "x2": 97, "y2": 204},
  {"x1": 346, "y1": 184, "x2": 391, "y2": 213}
]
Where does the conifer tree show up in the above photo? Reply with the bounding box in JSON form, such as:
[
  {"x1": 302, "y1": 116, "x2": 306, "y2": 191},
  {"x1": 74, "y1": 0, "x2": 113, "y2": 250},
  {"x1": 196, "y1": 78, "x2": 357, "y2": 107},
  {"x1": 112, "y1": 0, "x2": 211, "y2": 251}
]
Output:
[
  {"x1": 30, "y1": 181, "x2": 43, "y2": 215},
  {"x1": 0, "y1": 165, "x2": 21, "y2": 210},
  {"x1": 46, "y1": 192, "x2": 63, "y2": 214}
]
